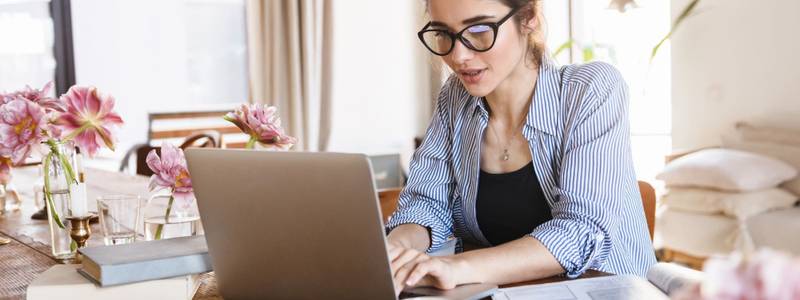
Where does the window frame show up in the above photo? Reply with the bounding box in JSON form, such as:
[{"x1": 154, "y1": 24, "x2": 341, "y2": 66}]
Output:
[{"x1": 50, "y1": 0, "x2": 75, "y2": 95}]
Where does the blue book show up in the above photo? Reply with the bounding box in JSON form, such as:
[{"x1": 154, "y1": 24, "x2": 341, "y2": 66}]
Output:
[{"x1": 77, "y1": 235, "x2": 212, "y2": 287}]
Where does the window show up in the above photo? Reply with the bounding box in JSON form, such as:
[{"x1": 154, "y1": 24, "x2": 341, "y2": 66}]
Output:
[
  {"x1": 0, "y1": 0, "x2": 56, "y2": 95},
  {"x1": 70, "y1": 0, "x2": 249, "y2": 158},
  {"x1": 545, "y1": 0, "x2": 672, "y2": 183}
]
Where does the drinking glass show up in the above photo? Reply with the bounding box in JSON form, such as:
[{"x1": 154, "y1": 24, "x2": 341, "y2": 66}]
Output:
[{"x1": 97, "y1": 194, "x2": 141, "y2": 245}]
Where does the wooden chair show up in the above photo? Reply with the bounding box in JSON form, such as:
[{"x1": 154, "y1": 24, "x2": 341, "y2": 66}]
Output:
[
  {"x1": 639, "y1": 181, "x2": 656, "y2": 241},
  {"x1": 379, "y1": 180, "x2": 657, "y2": 241},
  {"x1": 147, "y1": 106, "x2": 249, "y2": 149},
  {"x1": 178, "y1": 131, "x2": 222, "y2": 149},
  {"x1": 378, "y1": 188, "x2": 403, "y2": 223},
  {"x1": 120, "y1": 131, "x2": 222, "y2": 177}
]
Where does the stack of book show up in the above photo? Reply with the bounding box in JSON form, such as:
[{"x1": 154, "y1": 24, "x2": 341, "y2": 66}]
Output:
[{"x1": 27, "y1": 236, "x2": 213, "y2": 300}]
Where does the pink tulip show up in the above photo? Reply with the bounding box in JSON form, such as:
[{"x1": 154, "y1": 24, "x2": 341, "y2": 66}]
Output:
[
  {"x1": 702, "y1": 253, "x2": 748, "y2": 299},
  {"x1": 671, "y1": 282, "x2": 702, "y2": 300},
  {"x1": 0, "y1": 99, "x2": 48, "y2": 164},
  {"x1": 223, "y1": 104, "x2": 296, "y2": 150},
  {"x1": 146, "y1": 142, "x2": 194, "y2": 204},
  {"x1": 56, "y1": 86, "x2": 123, "y2": 157},
  {"x1": 0, "y1": 156, "x2": 11, "y2": 185},
  {"x1": 674, "y1": 249, "x2": 800, "y2": 299},
  {"x1": 1, "y1": 82, "x2": 64, "y2": 112}
]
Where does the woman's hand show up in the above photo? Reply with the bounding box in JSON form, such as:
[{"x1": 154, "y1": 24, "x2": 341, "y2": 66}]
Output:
[
  {"x1": 388, "y1": 244, "x2": 471, "y2": 295},
  {"x1": 388, "y1": 243, "x2": 424, "y2": 294}
]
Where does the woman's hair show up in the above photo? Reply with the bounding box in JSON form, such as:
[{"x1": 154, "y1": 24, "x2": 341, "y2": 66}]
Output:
[
  {"x1": 424, "y1": 0, "x2": 546, "y2": 67},
  {"x1": 500, "y1": 0, "x2": 545, "y2": 67}
]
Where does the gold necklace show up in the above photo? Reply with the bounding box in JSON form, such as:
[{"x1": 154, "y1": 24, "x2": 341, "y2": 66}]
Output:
[{"x1": 487, "y1": 117, "x2": 526, "y2": 161}]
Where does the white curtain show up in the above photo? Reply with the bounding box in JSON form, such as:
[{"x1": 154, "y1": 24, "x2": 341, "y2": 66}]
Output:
[{"x1": 245, "y1": 0, "x2": 333, "y2": 151}]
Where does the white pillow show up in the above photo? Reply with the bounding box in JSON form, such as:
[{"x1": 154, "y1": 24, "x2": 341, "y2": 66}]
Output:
[
  {"x1": 783, "y1": 179, "x2": 800, "y2": 197},
  {"x1": 722, "y1": 136, "x2": 800, "y2": 196},
  {"x1": 661, "y1": 187, "x2": 798, "y2": 219},
  {"x1": 656, "y1": 148, "x2": 798, "y2": 192}
]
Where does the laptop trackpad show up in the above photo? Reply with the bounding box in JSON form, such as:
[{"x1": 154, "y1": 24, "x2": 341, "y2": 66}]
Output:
[{"x1": 400, "y1": 283, "x2": 498, "y2": 300}]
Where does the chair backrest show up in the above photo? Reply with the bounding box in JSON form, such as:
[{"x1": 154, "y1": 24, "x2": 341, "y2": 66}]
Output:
[
  {"x1": 378, "y1": 188, "x2": 402, "y2": 224},
  {"x1": 380, "y1": 181, "x2": 658, "y2": 241},
  {"x1": 133, "y1": 144, "x2": 159, "y2": 177},
  {"x1": 147, "y1": 106, "x2": 249, "y2": 149},
  {"x1": 120, "y1": 132, "x2": 223, "y2": 176},
  {"x1": 399, "y1": 136, "x2": 657, "y2": 241},
  {"x1": 179, "y1": 131, "x2": 222, "y2": 149},
  {"x1": 638, "y1": 180, "x2": 656, "y2": 241}
]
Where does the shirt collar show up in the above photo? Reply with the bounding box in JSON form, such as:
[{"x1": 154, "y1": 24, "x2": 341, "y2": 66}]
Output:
[
  {"x1": 473, "y1": 56, "x2": 561, "y2": 137},
  {"x1": 527, "y1": 56, "x2": 561, "y2": 137}
]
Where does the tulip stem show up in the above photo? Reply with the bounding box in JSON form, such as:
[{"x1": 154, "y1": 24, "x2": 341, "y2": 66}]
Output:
[
  {"x1": 245, "y1": 137, "x2": 257, "y2": 149},
  {"x1": 153, "y1": 194, "x2": 175, "y2": 240},
  {"x1": 42, "y1": 152, "x2": 66, "y2": 229},
  {"x1": 42, "y1": 140, "x2": 79, "y2": 230}
]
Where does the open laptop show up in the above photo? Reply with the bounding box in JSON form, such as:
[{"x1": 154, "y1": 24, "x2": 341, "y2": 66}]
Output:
[{"x1": 185, "y1": 149, "x2": 497, "y2": 300}]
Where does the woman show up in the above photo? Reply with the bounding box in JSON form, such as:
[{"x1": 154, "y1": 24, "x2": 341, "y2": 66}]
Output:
[{"x1": 385, "y1": 0, "x2": 657, "y2": 293}]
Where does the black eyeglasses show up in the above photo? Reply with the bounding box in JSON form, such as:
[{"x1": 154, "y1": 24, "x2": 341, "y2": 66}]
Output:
[{"x1": 418, "y1": 6, "x2": 522, "y2": 56}]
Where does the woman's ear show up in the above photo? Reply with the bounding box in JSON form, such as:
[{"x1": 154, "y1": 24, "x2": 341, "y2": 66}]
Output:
[{"x1": 519, "y1": 6, "x2": 538, "y2": 34}]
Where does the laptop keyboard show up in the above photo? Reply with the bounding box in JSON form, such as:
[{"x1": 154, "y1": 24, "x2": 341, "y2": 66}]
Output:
[{"x1": 398, "y1": 290, "x2": 429, "y2": 299}]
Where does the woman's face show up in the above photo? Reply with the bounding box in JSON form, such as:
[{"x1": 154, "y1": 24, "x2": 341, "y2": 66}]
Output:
[{"x1": 428, "y1": 0, "x2": 528, "y2": 97}]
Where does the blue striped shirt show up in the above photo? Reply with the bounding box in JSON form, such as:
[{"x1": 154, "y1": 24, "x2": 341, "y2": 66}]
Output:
[{"x1": 386, "y1": 58, "x2": 657, "y2": 278}]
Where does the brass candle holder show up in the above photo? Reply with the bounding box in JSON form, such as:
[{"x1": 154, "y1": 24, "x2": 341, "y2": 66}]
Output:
[{"x1": 65, "y1": 214, "x2": 95, "y2": 249}]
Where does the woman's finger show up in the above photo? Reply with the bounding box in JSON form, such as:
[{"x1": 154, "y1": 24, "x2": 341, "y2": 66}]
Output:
[
  {"x1": 415, "y1": 274, "x2": 436, "y2": 288},
  {"x1": 390, "y1": 249, "x2": 422, "y2": 277},
  {"x1": 393, "y1": 253, "x2": 429, "y2": 291},
  {"x1": 409, "y1": 258, "x2": 459, "y2": 290},
  {"x1": 406, "y1": 259, "x2": 434, "y2": 286},
  {"x1": 387, "y1": 244, "x2": 403, "y2": 261}
]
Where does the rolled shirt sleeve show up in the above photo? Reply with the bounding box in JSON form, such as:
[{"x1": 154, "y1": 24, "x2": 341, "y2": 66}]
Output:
[
  {"x1": 530, "y1": 64, "x2": 637, "y2": 278},
  {"x1": 385, "y1": 78, "x2": 457, "y2": 253}
]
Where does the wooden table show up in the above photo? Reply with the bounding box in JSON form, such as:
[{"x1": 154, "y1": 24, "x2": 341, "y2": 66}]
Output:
[
  {"x1": 0, "y1": 167, "x2": 222, "y2": 300},
  {"x1": 0, "y1": 166, "x2": 608, "y2": 299}
]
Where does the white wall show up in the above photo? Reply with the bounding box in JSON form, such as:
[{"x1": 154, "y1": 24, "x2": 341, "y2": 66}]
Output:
[
  {"x1": 326, "y1": 0, "x2": 427, "y2": 160},
  {"x1": 71, "y1": 0, "x2": 247, "y2": 165},
  {"x1": 671, "y1": 0, "x2": 800, "y2": 150},
  {"x1": 72, "y1": 0, "x2": 188, "y2": 157}
]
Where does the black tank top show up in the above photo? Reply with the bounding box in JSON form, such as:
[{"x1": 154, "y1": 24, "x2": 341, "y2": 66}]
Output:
[{"x1": 476, "y1": 161, "x2": 552, "y2": 246}]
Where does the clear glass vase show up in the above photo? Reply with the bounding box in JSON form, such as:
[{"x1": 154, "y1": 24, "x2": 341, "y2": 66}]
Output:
[
  {"x1": 1, "y1": 162, "x2": 21, "y2": 213},
  {"x1": 1, "y1": 184, "x2": 21, "y2": 213},
  {"x1": 0, "y1": 185, "x2": 6, "y2": 215},
  {"x1": 43, "y1": 141, "x2": 77, "y2": 260},
  {"x1": 47, "y1": 191, "x2": 74, "y2": 259},
  {"x1": 142, "y1": 193, "x2": 202, "y2": 240}
]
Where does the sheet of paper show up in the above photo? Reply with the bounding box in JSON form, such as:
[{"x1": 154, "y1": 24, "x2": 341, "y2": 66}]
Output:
[
  {"x1": 492, "y1": 275, "x2": 668, "y2": 300},
  {"x1": 646, "y1": 262, "x2": 704, "y2": 295}
]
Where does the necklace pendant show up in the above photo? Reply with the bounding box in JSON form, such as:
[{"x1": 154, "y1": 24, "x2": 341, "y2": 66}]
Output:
[{"x1": 502, "y1": 149, "x2": 510, "y2": 161}]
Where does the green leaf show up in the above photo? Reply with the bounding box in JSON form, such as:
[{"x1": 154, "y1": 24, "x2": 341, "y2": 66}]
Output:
[
  {"x1": 45, "y1": 139, "x2": 76, "y2": 185},
  {"x1": 70, "y1": 240, "x2": 77, "y2": 252},
  {"x1": 58, "y1": 151, "x2": 77, "y2": 185},
  {"x1": 651, "y1": 0, "x2": 702, "y2": 61},
  {"x1": 582, "y1": 46, "x2": 595, "y2": 62},
  {"x1": 553, "y1": 39, "x2": 575, "y2": 58}
]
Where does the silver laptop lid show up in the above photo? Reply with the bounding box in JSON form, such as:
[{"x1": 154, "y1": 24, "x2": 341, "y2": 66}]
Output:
[{"x1": 186, "y1": 149, "x2": 396, "y2": 300}]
